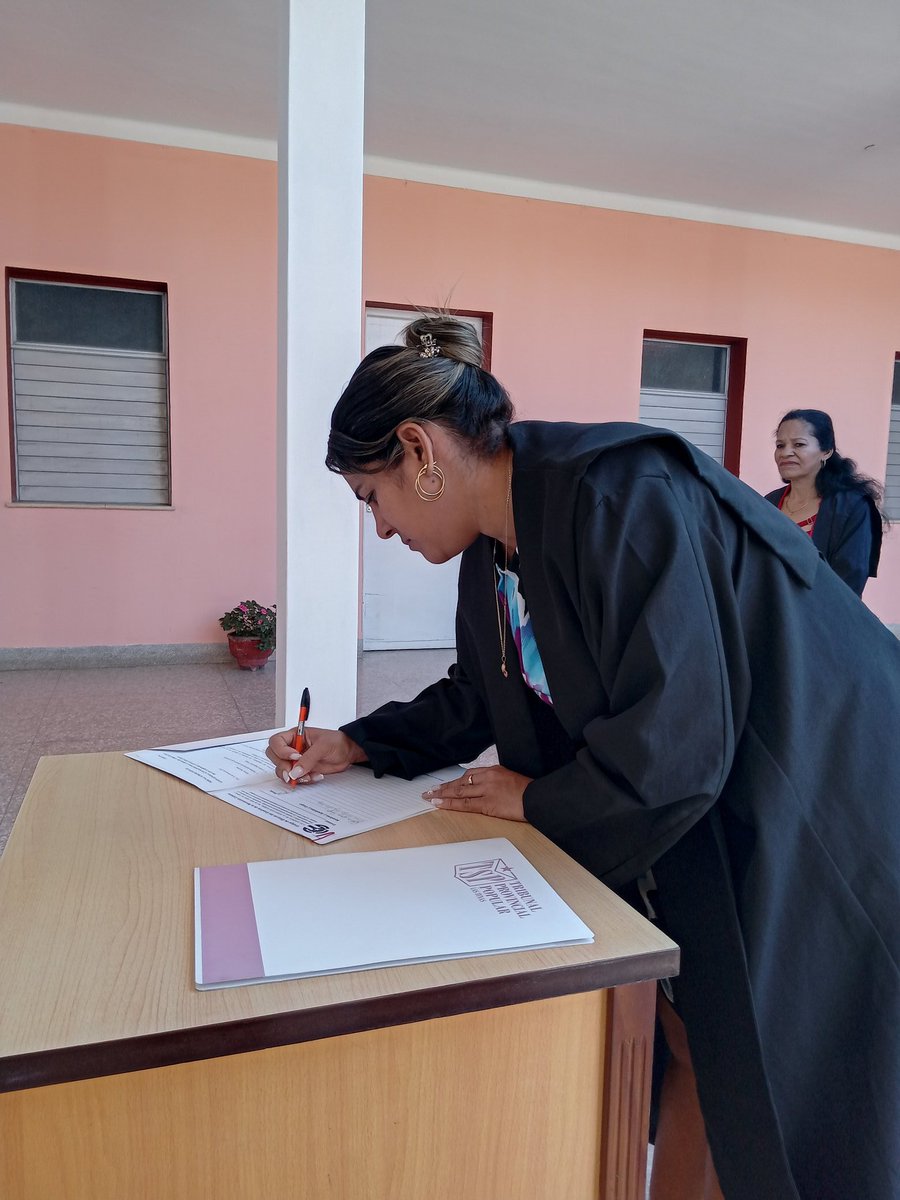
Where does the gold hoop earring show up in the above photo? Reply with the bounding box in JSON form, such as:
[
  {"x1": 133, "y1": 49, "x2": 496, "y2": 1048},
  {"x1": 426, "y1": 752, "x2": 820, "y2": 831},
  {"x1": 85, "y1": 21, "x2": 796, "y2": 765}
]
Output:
[{"x1": 415, "y1": 462, "x2": 445, "y2": 502}]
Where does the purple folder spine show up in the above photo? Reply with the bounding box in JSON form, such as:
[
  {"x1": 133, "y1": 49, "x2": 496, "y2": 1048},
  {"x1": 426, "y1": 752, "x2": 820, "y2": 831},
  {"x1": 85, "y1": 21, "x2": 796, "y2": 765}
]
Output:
[{"x1": 198, "y1": 862, "x2": 265, "y2": 985}]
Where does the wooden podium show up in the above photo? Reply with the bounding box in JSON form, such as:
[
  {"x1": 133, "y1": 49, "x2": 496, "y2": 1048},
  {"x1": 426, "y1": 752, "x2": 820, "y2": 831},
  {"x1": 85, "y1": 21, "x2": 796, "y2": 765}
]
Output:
[{"x1": 0, "y1": 752, "x2": 677, "y2": 1199}]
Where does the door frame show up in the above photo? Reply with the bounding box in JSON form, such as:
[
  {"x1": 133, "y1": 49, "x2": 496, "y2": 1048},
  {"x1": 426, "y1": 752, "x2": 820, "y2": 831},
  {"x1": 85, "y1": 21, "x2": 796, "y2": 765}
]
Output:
[{"x1": 643, "y1": 329, "x2": 747, "y2": 475}]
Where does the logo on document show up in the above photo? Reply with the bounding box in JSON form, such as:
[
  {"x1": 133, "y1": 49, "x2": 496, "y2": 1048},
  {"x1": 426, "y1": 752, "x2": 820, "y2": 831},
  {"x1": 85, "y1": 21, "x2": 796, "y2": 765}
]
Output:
[
  {"x1": 454, "y1": 858, "x2": 518, "y2": 886},
  {"x1": 453, "y1": 858, "x2": 543, "y2": 919},
  {"x1": 302, "y1": 823, "x2": 332, "y2": 837}
]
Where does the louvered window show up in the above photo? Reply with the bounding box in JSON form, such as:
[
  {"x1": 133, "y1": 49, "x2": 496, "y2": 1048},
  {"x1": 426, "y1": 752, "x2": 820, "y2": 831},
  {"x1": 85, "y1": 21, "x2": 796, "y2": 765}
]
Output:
[
  {"x1": 640, "y1": 338, "x2": 730, "y2": 464},
  {"x1": 885, "y1": 357, "x2": 900, "y2": 519},
  {"x1": 9, "y1": 276, "x2": 170, "y2": 505}
]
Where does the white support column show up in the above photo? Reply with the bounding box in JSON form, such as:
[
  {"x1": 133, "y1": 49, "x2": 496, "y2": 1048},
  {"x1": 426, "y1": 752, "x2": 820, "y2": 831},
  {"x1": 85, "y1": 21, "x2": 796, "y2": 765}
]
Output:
[{"x1": 276, "y1": 0, "x2": 364, "y2": 729}]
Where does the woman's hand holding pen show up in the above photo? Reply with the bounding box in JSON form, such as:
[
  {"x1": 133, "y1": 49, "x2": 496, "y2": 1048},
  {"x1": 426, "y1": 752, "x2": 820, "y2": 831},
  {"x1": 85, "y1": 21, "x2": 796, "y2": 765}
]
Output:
[
  {"x1": 264, "y1": 722, "x2": 530, "y2": 820},
  {"x1": 265, "y1": 727, "x2": 367, "y2": 784},
  {"x1": 422, "y1": 765, "x2": 531, "y2": 822}
]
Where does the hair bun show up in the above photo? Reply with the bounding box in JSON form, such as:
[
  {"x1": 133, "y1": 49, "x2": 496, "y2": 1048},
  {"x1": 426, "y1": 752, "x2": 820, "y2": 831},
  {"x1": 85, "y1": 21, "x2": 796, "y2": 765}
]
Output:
[
  {"x1": 404, "y1": 314, "x2": 484, "y2": 369},
  {"x1": 327, "y1": 310, "x2": 512, "y2": 475}
]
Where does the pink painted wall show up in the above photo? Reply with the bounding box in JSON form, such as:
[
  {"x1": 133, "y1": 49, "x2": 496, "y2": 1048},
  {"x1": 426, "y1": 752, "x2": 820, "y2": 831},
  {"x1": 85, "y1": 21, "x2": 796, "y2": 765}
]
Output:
[
  {"x1": 0, "y1": 125, "x2": 278, "y2": 647},
  {"x1": 363, "y1": 177, "x2": 900, "y2": 622},
  {"x1": 1, "y1": 127, "x2": 897, "y2": 648}
]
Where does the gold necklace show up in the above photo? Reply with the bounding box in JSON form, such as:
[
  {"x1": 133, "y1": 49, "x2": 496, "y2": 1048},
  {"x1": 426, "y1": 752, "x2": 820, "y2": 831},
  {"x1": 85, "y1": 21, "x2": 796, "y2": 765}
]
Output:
[
  {"x1": 492, "y1": 459, "x2": 513, "y2": 678},
  {"x1": 784, "y1": 487, "x2": 820, "y2": 517}
]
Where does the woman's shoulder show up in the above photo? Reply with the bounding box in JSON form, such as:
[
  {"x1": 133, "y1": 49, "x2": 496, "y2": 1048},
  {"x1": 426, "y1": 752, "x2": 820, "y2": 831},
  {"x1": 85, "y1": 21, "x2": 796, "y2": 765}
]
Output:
[
  {"x1": 510, "y1": 420, "x2": 694, "y2": 485},
  {"x1": 510, "y1": 420, "x2": 648, "y2": 463},
  {"x1": 817, "y1": 486, "x2": 883, "y2": 578},
  {"x1": 510, "y1": 421, "x2": 822, "y2": 584},
  {"x1": 821, "y1": 486, "x2": 875, "y2": 517},
  {"x1": 763, "y1": 486, "x2": 785, "y2": 506}
]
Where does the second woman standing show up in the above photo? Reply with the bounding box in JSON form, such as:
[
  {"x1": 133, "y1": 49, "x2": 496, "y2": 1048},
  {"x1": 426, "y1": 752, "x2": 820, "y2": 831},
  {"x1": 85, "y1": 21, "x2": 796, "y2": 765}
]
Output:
[{"x1": 766, "y1": 408, "x2": 885, "y2": 595}]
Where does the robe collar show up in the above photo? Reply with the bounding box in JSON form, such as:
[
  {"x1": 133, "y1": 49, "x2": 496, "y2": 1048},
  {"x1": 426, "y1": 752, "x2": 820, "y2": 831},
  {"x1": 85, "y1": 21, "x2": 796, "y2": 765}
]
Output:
[{"x1": 507, "y1": 421, "x2": 819, "y2": 588}]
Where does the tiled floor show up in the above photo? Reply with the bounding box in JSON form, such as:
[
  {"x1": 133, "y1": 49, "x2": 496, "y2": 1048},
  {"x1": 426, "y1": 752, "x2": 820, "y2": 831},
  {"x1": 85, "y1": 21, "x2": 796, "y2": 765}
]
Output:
[{"x1": 0, "y1": 649, "x2": 456, "y2": 856}]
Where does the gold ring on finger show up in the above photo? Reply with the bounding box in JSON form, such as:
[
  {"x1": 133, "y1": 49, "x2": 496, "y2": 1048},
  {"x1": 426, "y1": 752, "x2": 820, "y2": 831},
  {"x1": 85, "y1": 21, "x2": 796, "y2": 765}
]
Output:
[{"x1": 468, "y1": 773, "x2": 475, "y2": 786}]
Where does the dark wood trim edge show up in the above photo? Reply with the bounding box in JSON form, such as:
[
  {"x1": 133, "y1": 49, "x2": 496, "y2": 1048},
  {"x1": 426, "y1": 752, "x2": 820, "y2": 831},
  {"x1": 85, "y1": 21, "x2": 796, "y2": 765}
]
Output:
[
  {"x1": 722, "y1": 338, "x2": 747, "y2": 476},
  {"x1": 4, "y1": 269, "x2": 16, "y2": 500},
  {"x1": 7, "y1": 267, "x2": 168, "y2": 292},
  {"x1": 0, "y1": 947, "x2": 678, "y2": 1094},
  {"x1": 599, "y1": 979, "x2": 657, "y2": 1200}
]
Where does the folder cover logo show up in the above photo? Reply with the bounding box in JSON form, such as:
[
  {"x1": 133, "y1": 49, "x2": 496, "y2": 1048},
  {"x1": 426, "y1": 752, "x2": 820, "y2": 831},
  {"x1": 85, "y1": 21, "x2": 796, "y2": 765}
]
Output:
[
  {"x1": 455, "y1": 858, "x2": 517, "y2": 885},
  {"x1": 454, "y1": 857, "x2": 543, "y2": 919}
]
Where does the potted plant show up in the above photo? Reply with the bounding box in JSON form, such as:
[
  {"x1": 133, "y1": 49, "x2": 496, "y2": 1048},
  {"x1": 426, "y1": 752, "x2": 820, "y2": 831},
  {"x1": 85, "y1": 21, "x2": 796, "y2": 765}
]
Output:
[{"x1": 219, "y1": 600, "x2": 276, "y2": 670}]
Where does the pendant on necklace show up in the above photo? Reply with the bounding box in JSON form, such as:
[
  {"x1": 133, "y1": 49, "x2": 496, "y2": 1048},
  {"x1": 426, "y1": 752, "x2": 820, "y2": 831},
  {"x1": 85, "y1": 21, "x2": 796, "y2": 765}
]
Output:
[{"x1": 501, "y1": 662, "x2": 508, "y2": 678}]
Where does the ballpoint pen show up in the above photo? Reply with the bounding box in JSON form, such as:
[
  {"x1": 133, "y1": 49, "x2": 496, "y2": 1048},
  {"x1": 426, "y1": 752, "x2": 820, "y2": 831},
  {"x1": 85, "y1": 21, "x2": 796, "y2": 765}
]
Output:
[{"x1": 289, "y1": 686, "x2": 310, "y2": 787}]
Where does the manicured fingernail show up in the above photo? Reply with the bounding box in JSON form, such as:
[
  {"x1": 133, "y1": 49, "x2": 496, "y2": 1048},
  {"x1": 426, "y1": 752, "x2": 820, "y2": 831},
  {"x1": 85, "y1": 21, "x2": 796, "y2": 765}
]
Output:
[
  {"x1": 288, "y1": 751, "x2": 300, "y2": 760},
  {"x1": 311, "y1": 773, "x2": 325, "y2": 782},
  {"x1": 430, "y1": 797, "x2": 444, "y2": 807},
  {"x1": 282, "y1": 770, "x2": 290, "y2": 783},
  {"x1": 289, "y1": 765, "x2": 307, "y2": 780}
]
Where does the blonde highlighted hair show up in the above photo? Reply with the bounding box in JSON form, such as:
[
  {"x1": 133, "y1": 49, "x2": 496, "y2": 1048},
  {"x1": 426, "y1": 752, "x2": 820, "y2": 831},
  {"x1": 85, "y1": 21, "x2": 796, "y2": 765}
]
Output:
[{"x1": 326, "y1": 314, "x2": 513, "y2": 474}]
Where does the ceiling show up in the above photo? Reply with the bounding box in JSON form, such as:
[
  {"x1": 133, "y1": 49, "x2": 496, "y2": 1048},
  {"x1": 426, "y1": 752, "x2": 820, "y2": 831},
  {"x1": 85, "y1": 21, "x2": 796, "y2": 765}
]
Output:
[{"x1": 2, "y1": 0, "x2": 899, "y2": 243}]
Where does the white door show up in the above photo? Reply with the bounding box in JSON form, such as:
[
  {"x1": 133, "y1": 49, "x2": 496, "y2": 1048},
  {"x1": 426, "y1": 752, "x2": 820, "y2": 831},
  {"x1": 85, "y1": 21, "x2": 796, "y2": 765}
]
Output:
[{"x1": 362, "y1": 309, "x2": 482, "y2": 650}]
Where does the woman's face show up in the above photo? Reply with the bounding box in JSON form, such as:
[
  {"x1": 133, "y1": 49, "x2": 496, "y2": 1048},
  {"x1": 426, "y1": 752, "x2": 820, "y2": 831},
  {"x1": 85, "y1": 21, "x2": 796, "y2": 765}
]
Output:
[
  {"x1": 774, "y1": 419, "x2": 830, "y2": 486},
  {"x1": 345, "y1": 445, "x2": 480, "y2": 565}
]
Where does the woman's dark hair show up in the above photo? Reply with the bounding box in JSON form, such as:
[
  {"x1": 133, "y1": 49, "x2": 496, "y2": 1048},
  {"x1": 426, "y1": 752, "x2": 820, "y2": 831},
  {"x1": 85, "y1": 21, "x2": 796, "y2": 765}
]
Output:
[
  {"x1": 777, "y1": 408, "x2": 887, "y2": 521},
  {"x1": 326, "y1": 314, "x2": 514, "y2": 474}
]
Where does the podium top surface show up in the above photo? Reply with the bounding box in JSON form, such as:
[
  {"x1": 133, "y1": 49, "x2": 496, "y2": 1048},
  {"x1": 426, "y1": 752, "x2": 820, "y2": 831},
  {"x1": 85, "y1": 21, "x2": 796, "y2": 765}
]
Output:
[{"x1": 0, "y1": 752, "x2": 678, "y2": 1092}]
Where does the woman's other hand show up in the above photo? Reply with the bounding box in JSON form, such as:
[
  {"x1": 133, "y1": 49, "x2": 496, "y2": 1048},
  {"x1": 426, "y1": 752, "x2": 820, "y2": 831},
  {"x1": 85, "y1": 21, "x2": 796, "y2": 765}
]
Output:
[
  {"x1": 265, "y1": 727, "x2": 366, "y2": 784},
  {"x1": 422, "y1": 765, "x2": 531, "y2": 822}
]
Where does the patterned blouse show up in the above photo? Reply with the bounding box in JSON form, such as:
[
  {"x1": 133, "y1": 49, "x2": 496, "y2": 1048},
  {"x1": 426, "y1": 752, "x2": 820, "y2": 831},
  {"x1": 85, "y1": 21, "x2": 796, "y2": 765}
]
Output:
[{"x1": 496, "y1": 560, "x2": 554, "y2": 706}]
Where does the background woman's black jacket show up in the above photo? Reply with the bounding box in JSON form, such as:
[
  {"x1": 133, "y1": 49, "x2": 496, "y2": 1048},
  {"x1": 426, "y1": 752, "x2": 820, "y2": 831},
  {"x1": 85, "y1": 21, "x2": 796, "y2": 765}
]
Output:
[
  {"x1": 764, "y1": 484, "x2": 882, "y2": 595},
  {"x1": 343, "y1": 422, "x2": 900, "y2": 1200}
]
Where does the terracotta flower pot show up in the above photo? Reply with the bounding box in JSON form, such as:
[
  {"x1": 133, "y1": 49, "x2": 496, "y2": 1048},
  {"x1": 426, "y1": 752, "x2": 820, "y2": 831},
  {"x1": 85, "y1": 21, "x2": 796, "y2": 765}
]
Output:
[{"x1": 226, "y1": 635, "x2": 274, "y2": 671}]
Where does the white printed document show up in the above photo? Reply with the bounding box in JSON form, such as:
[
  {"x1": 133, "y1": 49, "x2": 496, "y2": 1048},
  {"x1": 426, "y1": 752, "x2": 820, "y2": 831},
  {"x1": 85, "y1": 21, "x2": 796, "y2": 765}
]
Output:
[
  {"x1": 194, "y1": 837, "x2": 594, "y2": 989},
  {"x1": 127, "y1": 730, "x2": 457, "y2": 843}
]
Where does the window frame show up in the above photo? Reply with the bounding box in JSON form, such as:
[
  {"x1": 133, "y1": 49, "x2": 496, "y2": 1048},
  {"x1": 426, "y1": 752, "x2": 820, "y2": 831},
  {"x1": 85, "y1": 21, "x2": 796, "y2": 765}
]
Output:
[
  {"x1": 642, "y1": 329, "x2": 747, "y2": 474},
  {"x1": 6, "y1": 267, "x2": 172, "y2": 508}
]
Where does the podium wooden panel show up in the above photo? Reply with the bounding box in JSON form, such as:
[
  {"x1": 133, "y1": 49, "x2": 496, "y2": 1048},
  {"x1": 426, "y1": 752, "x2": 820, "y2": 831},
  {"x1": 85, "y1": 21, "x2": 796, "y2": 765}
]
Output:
[{"x1": 0, "y1": 752, "x2": 677, "y2": 1199}]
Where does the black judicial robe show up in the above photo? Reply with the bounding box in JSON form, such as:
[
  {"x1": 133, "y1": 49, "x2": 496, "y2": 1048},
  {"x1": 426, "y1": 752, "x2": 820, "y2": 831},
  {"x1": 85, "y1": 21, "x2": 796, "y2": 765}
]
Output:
[
  {"x1": 342, "y1": 421, "x2": 900, "y2": 1200},
  {"x1": 764, "y1": 484, "x2": 883, "y2": 596}
]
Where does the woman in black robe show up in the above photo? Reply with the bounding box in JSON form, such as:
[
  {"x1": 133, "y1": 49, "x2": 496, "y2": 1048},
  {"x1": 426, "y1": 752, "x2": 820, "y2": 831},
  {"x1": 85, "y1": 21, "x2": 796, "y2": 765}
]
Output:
[
  {"x1": 267, "y1": 316, "x2": 900, "y2": 1200},
  {"x1": 765, "y1": 408, "x2": 885, "y2": 595}
]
